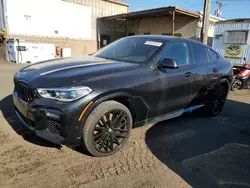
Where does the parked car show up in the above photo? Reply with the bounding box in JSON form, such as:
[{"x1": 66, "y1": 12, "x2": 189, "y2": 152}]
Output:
[{"x1": 13, "y1": 36, "x2": 233, "y2": 157}]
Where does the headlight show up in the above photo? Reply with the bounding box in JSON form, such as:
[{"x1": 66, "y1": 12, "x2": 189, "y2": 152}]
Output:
[{"x1": 36, "y1": 87, "x2": 92, "y2": 102}]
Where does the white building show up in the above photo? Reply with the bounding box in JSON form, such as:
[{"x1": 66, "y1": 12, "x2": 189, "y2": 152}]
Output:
[
  {"x1": 212, "y1": 18, "x2": 250, "y2": 66},
  {"x1": 0, "y1": 0, "x2": 129, "y2": 62}
]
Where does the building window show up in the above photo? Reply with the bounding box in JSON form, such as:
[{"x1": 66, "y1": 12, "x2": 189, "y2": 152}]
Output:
[{"x1": 224, "y1": 31, "x2": 248, "y2": 44}]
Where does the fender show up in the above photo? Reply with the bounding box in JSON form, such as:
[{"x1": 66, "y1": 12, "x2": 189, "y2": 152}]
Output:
[{"x1": 79, "y1": 91, "x2": 148, "y2": 127}]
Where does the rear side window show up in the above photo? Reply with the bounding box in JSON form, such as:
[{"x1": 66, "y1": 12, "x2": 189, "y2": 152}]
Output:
[
  {"x1": 207, "y1": 49, "x2": 218, "y2": 61},
  {"x1": 191, "y1": 42, "x2": 209, "y2": 65}
]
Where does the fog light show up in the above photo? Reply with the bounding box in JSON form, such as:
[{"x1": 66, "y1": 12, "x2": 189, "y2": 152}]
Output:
[{"x1": 45, "y1": 111, "x2": 60, "y2": 119}]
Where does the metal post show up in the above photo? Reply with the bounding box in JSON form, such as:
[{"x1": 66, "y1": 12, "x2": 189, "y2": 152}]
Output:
[
  {"x1": 113, "y1": 19, "x2": 116, "y2": 41},
  {"x1": 201, "y1": 0, "x2": 211, "y2": 44},
  {"x1": 1, "y1": 0, "x2": 9, "y2": 61},
  {"x1": 124, "y1": 19, "x2": 127, "y2": 37},
  {"x1": 172, "y1": 10, "x2": 175, "y2": 36},
  {"x1": 96, "y1": 19, "x2": 100, "y2": 49},
  {"x1": 201, "y1": 0, "x2": 206, "y2": 42}
]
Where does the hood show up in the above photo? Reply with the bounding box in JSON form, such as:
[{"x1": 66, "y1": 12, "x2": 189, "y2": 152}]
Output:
[{"x1": 15, "y1": 56, "x2": 139, "y2": 88}]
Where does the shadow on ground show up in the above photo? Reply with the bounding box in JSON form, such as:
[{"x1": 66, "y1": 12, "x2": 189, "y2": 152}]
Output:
[
  {"x1": 1, "y1": 93, "x2": 250, "y2": 187},
  {"x1": 146, "y1": 99, "x2": 250, "y2": 188},
  {"x1": 0, "y1": 94, "x2": 61, "y2": 149}
]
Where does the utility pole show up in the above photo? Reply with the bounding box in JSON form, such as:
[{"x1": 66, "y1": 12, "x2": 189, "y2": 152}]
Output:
[
  {"x1": 215, "y1": 0, "x2": 224, "y2": 17},
  {"x1": 201, "y1": 0, "x2": 211, "y2": 45}
]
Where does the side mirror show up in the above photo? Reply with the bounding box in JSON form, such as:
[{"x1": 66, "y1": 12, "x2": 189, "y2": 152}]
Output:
[{"x1": 158, "y1": 58, "x2": 179, "y2": 69}]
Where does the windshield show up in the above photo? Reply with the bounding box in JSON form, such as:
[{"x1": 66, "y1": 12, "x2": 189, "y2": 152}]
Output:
[{"x1": 93, "y1": 37, "x2": 164, "y2": 64}]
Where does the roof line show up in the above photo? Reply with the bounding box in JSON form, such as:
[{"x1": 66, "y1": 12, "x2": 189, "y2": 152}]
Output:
[
  {"x1": 216, "y1": 18, "x2": 250, "y2": 23},
  {"x1": 105, "y1": 0, "x2": 130, "y2": 7},
  {"x1": 197, "y1": 11, "x2": 224, "y2": 20},
  {"x1": 99, "y1": 6, "x2": 200, "y2": 20},
  {"x1": 174, "y1": 7, "x2": 200, "y2": 18}
]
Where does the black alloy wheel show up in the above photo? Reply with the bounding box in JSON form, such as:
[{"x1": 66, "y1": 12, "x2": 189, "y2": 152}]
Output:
[
  {"x1": 93, "y1": 110, "x2": 130, "y2": 153},
  {"x1": 82, "y1": 101, "x2": 132, "y2": 157},
  {"x1": 208, "y1": 85, "x2": 227, "y2": 116}
]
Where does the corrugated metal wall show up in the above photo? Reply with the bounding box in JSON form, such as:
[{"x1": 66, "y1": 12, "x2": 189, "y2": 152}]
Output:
[
  {"x1": 64, "y1": 0, "x2": 128, "y2": 15},
  {"x1": 63, "y1": 0, "x2": 129, "y2": 40},
  {"x1": 215, "y1": 23, "x2": 250, "y2": 34}
]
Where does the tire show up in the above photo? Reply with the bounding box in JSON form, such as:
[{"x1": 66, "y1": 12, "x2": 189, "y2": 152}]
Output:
[
  {"x1": 205, "y1": 85, "x2": 228, "y2": 116},
  {"x1": 231, "y1": 79, "x2": 242, "y2": 91},
  {"x1": 82, "y1": 100, "x2": 133, "y2": 157}
]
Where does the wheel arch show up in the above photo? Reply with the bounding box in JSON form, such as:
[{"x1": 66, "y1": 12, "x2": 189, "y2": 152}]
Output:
[
  {"x1": 216, "y1": 77, "x2": 230, "y2": 93},
  {"x1": 80, "y1": 92, "x2": 140, "y2": 128}
]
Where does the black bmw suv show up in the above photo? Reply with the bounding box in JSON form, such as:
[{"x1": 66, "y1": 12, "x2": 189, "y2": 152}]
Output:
[{"x1": 13, "y1": 36, "x2": 233, "y2": 157}]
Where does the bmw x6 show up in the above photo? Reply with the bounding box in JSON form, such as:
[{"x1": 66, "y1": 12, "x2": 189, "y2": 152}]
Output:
[{"x1": 13, "y1": 36, "x2": 233, "y2": 157}]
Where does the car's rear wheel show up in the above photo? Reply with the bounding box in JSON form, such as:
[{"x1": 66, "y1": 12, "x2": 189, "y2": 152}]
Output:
[
  {"x1": 82, "y1": 100, "x2": 132, "y2": 157},
  {"x1": 205, "y1": 85, "x2": 228, "y2": 116}
]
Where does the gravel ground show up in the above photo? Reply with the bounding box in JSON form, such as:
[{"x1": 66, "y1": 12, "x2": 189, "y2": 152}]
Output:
[{"x1": 0, "y1": 62, "x2": 250, "y2": 188}]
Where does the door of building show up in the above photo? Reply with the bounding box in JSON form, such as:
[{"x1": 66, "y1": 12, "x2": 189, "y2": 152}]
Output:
[{"x1": 100, "y1": 35, "x2": 111, "y2": 48}]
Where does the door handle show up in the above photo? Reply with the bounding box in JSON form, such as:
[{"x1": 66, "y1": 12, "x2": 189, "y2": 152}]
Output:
[
  {"x1": 213, "y1": 68, "x2": 218, "y2": 73},
  {"x1": 185, "y1": 72, "x2": 193, "y2": 77}
]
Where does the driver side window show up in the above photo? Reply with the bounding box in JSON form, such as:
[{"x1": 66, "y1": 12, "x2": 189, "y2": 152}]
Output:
[{"x1": 159, "y1": 42, "x2": 189, "y2": 66}]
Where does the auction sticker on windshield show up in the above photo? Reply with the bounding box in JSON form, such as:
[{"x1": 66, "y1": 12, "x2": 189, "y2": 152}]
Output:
[{"x1": 145, "y1": 41, "x2": 162, "y2": 47}]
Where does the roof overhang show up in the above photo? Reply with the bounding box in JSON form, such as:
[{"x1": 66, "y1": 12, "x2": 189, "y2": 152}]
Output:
[
  {"x1": 99, "y1": 6, "x2": 200, "y2": 20},
  {"x1": 105, "y1": 0, "x2": 130, "y2": 7},
  {"x1": 216, "y1": 18, "x2": 250, "y2": 24}
]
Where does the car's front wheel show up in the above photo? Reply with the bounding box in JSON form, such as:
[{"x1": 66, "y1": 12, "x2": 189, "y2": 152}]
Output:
[
  {"x1": 205, "y1": 85, "x2": 228, "y2": 116},
  {"x1": 82, "y1": 100, "x2": 132, "y2": 157}
]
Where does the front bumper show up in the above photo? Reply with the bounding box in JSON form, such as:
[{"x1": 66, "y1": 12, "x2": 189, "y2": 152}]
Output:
[
  {"x1": 15, "y1": 110, "x2": 65, "y2": 144},
  {"x1": 13, "y1": 90, "x2": 96, "y2": 146}
]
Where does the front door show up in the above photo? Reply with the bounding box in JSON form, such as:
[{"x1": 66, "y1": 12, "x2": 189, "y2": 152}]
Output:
[{"x1": 148, "y1": 41, "x2": 194, "y2": 118}]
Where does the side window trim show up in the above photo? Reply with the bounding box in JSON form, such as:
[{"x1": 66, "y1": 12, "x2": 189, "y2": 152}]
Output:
[
  {"x1": 157, "y1": 41, "x2": 191, "y2": 67},
  {"x1": 211, "y1": 49, "x2": 219, "y2": 59},
  {"x1": 206, "y1": 48, "x2": 211, "y2": 62},
  {"x1": 207, "y1": 48, "x2": 219, "y2": 62}
]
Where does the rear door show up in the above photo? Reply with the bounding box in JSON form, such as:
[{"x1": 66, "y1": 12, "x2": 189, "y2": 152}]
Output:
[
  {"x1": 189, "y1": 42, "x2": 220, "y2": 104},
  {"x1": 206, "y1": 48, "x2": 221, "y2": 87}
]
